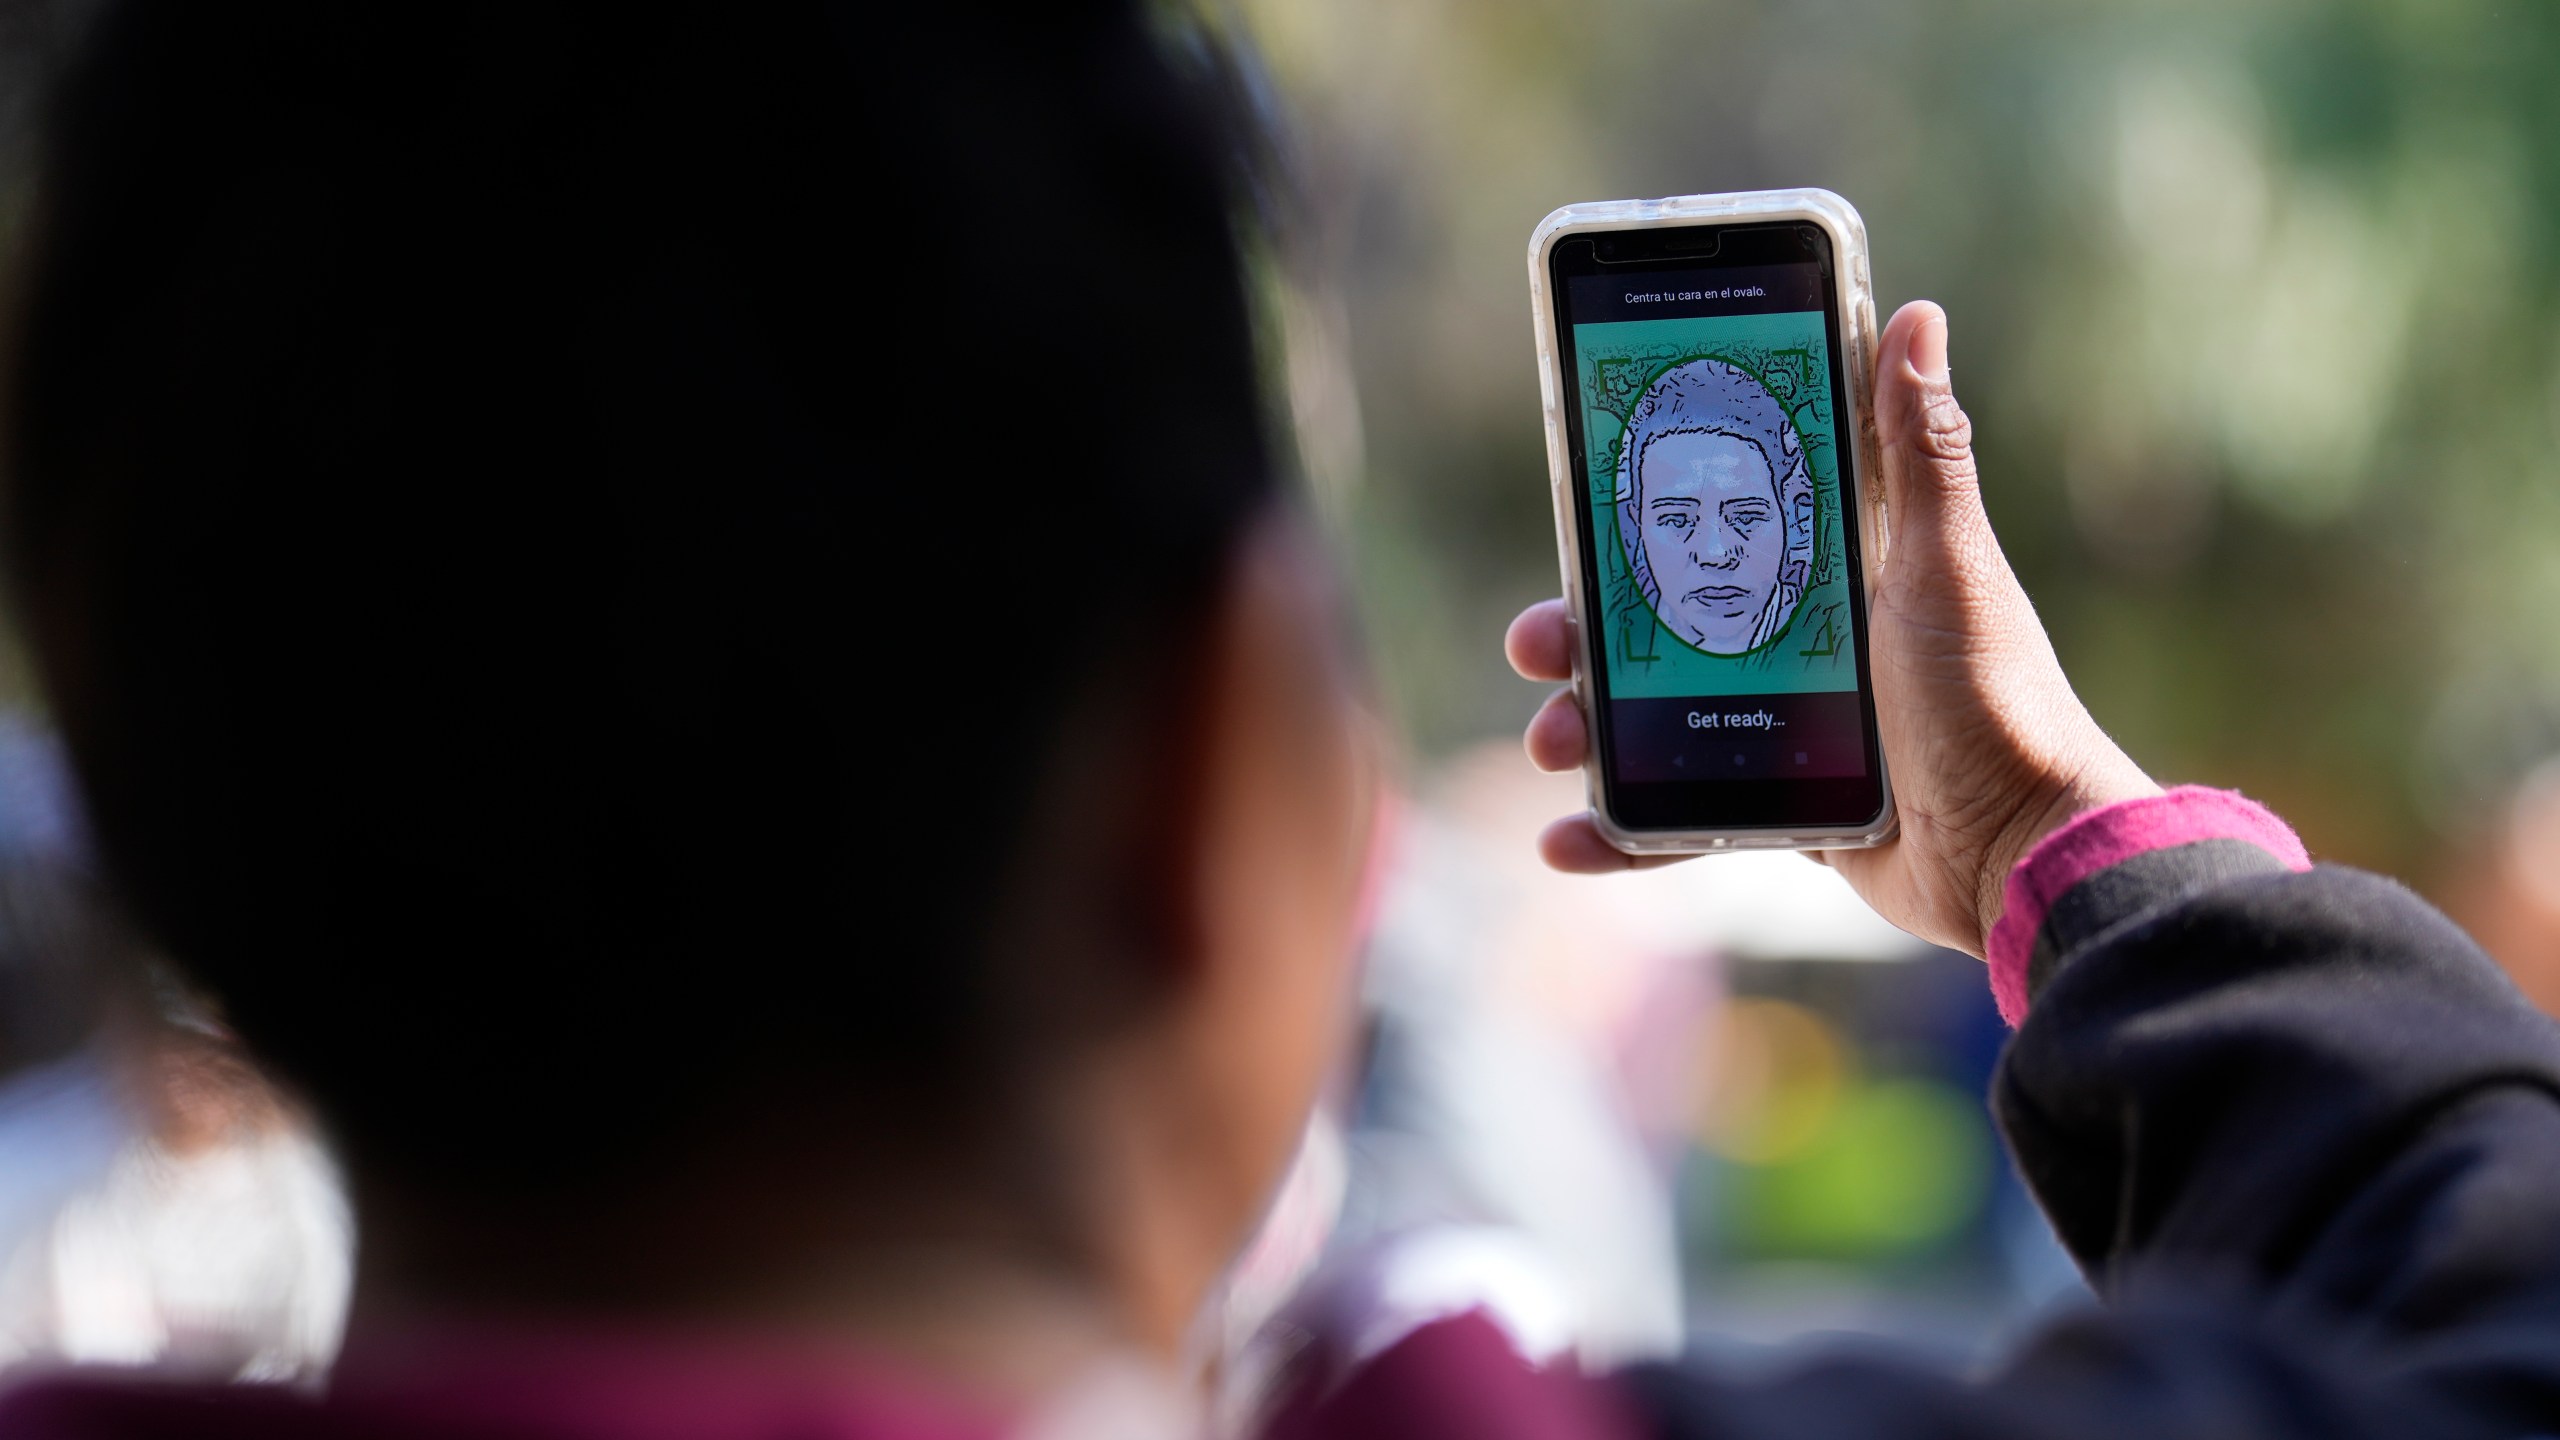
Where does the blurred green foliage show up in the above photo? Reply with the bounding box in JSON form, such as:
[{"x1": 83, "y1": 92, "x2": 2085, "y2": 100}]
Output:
[
  {"x1": 2, "y1": 3, "x2": 2556, "y2": 886},
  {"x1": 1244, "y1": 0, "x2": 2560, "y2": 881},
  {"x1": 1721, "y1": 1077, "x2": 1993, "y2": 1261}
]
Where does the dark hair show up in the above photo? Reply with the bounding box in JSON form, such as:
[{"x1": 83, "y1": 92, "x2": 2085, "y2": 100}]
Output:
[{"x1": 2, "y1": 1, "x2": 1277, "y2": 1191}]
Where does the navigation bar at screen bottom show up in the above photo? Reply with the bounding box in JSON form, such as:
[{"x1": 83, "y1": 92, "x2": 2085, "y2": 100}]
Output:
[{"x1": 1609, "y1": 690, "x2": 1871, "y2": 784}]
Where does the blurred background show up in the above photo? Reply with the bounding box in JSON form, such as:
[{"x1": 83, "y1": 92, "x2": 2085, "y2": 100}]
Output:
[
  {"x1": 1230, "y1": 0, "x2": 2560, "y2": 1374},
  {"x1": 4, "y1": 0, "x2": 2560, "y2": 1394},
  {"x1": 1246, "y1": 0, "x2": 2560, "y2": 875}
]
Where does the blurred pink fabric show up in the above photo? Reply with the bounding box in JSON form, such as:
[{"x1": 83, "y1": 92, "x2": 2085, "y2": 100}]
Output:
[
  {"x1": 1987, "y1": 785, "x2": 2311, "y2": 1026},
  {"x1": 1263, "y1": 1311, "x2": 1641, "y2": 1440}
]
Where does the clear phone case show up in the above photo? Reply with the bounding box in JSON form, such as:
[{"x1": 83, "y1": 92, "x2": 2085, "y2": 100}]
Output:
[{"x1": 1527, "y1": 189, "x2": 1895, "y2": 854}]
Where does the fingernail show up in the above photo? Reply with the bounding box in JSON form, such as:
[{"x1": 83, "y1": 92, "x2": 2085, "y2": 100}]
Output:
[{"x1": 1908, "y1": 313, "x2": 1950, "y2": 386}]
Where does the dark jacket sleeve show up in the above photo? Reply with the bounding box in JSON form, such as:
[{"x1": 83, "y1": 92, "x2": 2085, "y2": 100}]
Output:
[{"x1": 1615, "y1": 857, "x2": 2560, "y2": 1439}]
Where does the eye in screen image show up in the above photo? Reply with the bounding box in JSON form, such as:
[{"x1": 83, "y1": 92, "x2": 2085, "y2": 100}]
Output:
[{"x1": 1566, "y1": 262, "x2": 1870, "y2": 788}]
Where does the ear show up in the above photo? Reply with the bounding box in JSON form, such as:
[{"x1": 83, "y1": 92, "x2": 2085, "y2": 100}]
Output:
[
  {"x1": 973, "y1": 578, "x2": 1232, "y2": 1034},
  {"x1": 1045, "y1": 512, "x2": 1374, "y2": 1347},
  {"x1": 1136, "y1": 516, "x2": 1372, "y2": 1003},
  {"x1": 1119, "y1": 591, "x2": 1228, "y2": 995},
  {"x1": 974, "y1": 509, "x2": 1371, "y2": 1054},
  {"x1": 1140, "y1": 511, "x2": 1373, "y2": 1292}
]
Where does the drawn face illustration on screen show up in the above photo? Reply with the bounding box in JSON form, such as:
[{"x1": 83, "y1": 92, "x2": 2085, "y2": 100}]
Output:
[{"x1": 1615, "y1": 359, "x2": 1816, "y2": 655}]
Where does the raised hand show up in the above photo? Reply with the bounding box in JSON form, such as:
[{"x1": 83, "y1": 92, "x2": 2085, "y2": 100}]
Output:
[{"x1": 1506, "y1": 301, "x2": 2158, "y2": 956}]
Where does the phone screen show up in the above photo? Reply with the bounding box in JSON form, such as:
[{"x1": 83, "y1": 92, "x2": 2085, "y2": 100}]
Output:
[{"x1": 1547, "y1": 222, "x2": 1885, "y2": 833}]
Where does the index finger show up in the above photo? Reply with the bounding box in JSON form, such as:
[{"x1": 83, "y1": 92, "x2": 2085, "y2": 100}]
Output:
[{"x1": 1505, "y1": 598, "x2": 1576, "y2": 683}]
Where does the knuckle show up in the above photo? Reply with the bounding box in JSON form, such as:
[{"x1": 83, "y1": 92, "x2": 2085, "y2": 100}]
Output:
[{"x1": 1913, "y1": 391, "x2": 1975, "y2": 468}]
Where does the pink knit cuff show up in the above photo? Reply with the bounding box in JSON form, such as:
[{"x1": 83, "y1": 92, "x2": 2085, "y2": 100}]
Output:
[{"x1": 1986, "y1": 785, "x2": 2311, "y2": 1027}]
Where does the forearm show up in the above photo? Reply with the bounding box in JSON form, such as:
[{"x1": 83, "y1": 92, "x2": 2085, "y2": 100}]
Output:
[{"x1": 1989, "y1": 791, "x2": 2560, "y2": 1332}]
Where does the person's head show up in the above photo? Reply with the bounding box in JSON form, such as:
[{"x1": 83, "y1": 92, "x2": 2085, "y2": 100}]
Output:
[
  {"x1": 1615, "y1": 359, "x2": 1814, "y2": 654},
  {"x1": 2, "y1": 0, "x2": 1372, "y2": 1360}
]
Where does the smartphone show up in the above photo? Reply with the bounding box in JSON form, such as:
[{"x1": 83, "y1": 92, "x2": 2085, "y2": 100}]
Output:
[{"x1": 1528, "y1": 189, "x2": 1893, "y2": 852}]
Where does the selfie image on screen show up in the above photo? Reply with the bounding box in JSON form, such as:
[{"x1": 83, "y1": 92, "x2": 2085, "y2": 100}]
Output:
[
  {"x1": 1575, "y1": 305, "x2": 1858, "y2": 701},
  {"x1": 1616, "y1": 358, "x2": 1813, "y2": 656}
]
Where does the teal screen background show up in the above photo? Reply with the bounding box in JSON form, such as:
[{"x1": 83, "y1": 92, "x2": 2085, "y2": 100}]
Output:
[{"x1": 1574, "y1": 310, "x2": 1860, "y2": 700}]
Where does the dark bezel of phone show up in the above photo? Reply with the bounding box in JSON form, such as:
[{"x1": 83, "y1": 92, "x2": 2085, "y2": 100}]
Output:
[{"x1": 1547, "y1": 221, "x2": 1887, "y2": 833}]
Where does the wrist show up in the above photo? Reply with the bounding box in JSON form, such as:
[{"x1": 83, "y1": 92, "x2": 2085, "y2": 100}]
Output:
[{"x1": 1970, "y1": 744, "x2": 2160, "y2": 954}]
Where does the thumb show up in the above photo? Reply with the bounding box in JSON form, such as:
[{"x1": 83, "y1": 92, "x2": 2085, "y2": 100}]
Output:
[{"x1": 1873, "y1": 301, "x2": 1987, "y2": 553}]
